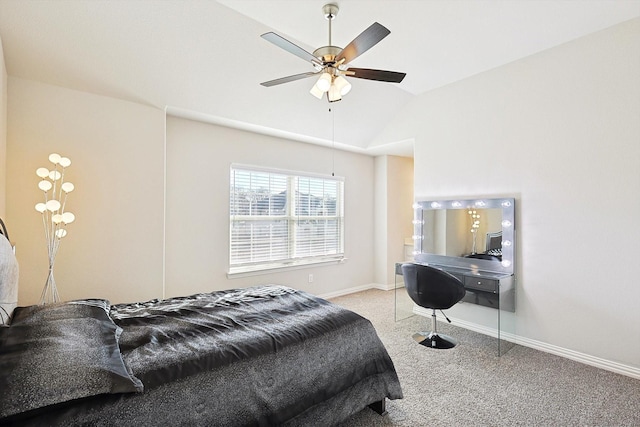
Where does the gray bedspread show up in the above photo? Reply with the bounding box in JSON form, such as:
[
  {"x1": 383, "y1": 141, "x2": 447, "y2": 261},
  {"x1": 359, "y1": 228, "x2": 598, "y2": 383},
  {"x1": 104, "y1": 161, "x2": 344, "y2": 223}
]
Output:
[{"x1": 0, "y1": 285, "x2": 402, "y2": 426}]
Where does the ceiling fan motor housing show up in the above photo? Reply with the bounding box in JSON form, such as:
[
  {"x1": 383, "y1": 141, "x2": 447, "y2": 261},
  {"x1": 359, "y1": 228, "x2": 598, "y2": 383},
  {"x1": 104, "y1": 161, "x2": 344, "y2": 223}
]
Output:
[{"x1": 313, "y1": 45, "x2": 341, "y2": 67}]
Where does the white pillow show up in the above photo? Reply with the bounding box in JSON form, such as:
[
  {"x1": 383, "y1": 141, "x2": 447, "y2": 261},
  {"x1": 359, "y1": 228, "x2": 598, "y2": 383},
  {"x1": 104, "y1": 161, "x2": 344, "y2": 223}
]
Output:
[{"x1": 0, "y1": 235, "x2": 19, "y2": 325}]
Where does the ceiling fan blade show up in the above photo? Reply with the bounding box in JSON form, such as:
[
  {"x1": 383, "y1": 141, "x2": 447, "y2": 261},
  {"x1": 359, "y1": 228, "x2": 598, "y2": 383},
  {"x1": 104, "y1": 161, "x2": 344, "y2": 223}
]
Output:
[
  {"x1": 335, "y1": 22, "x2": 390, "y2": 65},
  {"x1": 260, "y1": 72, "x2": 319, "y2": 87},
  {"x1": 261, "y1": 32, "x2": 322, "y2": 67},
  {"x1": 346, "y1": 68, "x2": 406, "y2": 83}
]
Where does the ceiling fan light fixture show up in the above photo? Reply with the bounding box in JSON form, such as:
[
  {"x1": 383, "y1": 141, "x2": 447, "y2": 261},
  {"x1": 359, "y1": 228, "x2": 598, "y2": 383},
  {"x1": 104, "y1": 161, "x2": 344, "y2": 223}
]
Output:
[
  {"x1": 310, "y1": 84, "x2": 324, "y2": 99},
  {"x1": 328, "y1": 84, "x2": 342, "y2": 102},
  {"x1": 333, "y1": 75, "x2": 352, "y2": 96},
  {"x1": 315, "y1": 72, "x2": 332, "y2": 92}
]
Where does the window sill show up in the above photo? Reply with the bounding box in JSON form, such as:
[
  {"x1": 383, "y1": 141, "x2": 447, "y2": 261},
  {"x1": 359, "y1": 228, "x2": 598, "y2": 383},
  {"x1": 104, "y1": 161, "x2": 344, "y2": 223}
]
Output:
[{"x1": 227, "y1": 257, "x2": 347, "y2": 279}]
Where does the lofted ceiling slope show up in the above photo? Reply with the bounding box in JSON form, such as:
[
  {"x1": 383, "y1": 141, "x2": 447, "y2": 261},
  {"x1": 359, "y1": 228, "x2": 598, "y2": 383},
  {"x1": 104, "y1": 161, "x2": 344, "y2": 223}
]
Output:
[{"x1": 0, "y1": 0, "x2": 638, "y2": 156}]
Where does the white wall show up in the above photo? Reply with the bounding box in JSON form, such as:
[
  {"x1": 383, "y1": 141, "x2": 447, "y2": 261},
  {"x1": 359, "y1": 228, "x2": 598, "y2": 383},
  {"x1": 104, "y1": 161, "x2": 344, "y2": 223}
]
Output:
[
  {"x1": 7, "y1": 77, "x2": 165, "y2": 305},
  {"x1": 378, "y1": 18, "x2": 640, "y2": 371},
  {"x1": 373, "y1": 156, "x2": 387, "y2": 285},
  {"x1": 386, "y1": 156, "x2": 413, "y2": 282},
  {"x1": 373, "y1": 155, "x2": 413, "y2": 286},
  {"x1": 0, "y1": 36, "x2": 7, "y2": 219},
  {"x1": 164, "y1": 116, "x2": 375, "y2": 298}
]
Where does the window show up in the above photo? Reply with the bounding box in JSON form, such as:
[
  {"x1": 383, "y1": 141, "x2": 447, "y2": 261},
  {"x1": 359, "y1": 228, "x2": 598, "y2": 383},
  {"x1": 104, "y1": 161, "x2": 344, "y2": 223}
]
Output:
[{"x1": 229, "y1": 165, "x2": 344, "y2": 274}]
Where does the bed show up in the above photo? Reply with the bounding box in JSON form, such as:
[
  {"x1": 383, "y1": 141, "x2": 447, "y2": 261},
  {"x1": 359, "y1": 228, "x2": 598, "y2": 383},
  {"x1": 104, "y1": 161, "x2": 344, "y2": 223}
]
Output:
[{"x1": 0, "y1": 229, "x2": 402, "y2": 426}]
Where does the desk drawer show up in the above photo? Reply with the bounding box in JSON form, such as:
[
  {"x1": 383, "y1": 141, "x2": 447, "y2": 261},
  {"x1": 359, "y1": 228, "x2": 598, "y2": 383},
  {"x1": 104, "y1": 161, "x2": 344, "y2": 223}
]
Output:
[{"x1": 464, "y1": 276, "x2": 498, "y2": 293}]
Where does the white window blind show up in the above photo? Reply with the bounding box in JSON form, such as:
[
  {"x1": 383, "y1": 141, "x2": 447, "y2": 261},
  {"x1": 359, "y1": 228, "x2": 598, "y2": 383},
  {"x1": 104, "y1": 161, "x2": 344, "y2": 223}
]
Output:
[{"x1": 230, "y1": 166, "x2": 344, "y2": 273}]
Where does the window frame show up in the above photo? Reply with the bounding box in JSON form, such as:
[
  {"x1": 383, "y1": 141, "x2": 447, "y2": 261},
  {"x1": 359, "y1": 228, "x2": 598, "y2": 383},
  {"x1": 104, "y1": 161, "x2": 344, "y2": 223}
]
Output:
[{"x1": 228, "y1": 164, "x2": 345, "y2": 277}]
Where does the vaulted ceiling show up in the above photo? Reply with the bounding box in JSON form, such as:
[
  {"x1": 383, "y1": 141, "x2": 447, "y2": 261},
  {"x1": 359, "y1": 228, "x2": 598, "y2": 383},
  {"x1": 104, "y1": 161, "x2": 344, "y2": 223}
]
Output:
[{"x1": 1, "y1": 0, "x2": 638, "y2": 156}]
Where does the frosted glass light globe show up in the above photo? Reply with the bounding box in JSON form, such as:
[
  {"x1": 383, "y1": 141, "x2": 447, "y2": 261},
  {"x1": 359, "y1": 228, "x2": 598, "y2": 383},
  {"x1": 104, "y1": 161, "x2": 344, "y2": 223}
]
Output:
[
  {"x1": 61, "y1": 212, "x2": 75, "y2": 224},
  {"x1": 36, "y1": 167, "x2": 50, "y2": 178},
  {"x1": 315, "y1": 72, "x2": 332, "y2": 92},
  {"x1": 52, "y1": 214, "x2": 63, "y2": 224},
  {"x1": 61, "y1": 182, "x2": 75, "y2": 193},
  {"x1": 333, "y1": 75, "x2": 351, "y2": 96},
  {"x1": 49, "y1": 171, "x2": 62, "y2": 181},
  {"x1": 59, "y1": 157, "x2": 71, "y2": 168},
  {"x1": 38, "y1": 180, "x2": 53, "y2": 191},
  {"x1": 35, "y1": 203, "x2": 47, "y2": 213},
  {"x1": 55, "y1": 229, "x2": 67, "y2": 238},
  {"x1": 49, "y1": 153, "x2": 62, "y2": 164},
  {"x1": 46, "y1": 199, "x2": 61, "y2": 212}
]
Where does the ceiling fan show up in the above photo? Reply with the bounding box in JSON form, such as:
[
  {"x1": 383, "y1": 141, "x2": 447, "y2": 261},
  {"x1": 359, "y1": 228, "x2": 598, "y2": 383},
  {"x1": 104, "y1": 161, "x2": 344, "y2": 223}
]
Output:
[{"x1": 260, "y1": 3, "x2": 406, "y2": 103}]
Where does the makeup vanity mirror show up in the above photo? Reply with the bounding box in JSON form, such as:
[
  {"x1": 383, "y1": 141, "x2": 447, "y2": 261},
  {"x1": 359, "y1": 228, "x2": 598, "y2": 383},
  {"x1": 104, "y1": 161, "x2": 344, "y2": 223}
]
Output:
[{"x1": 412, "y1": 198, "x2": 515, "y2": 276}]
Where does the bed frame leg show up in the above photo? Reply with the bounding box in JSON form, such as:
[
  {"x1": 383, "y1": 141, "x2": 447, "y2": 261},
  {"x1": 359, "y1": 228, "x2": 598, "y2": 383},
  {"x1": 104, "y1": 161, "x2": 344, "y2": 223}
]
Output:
[{"x1": 369, "y1": 399, "x2": 387, "y2": 416}]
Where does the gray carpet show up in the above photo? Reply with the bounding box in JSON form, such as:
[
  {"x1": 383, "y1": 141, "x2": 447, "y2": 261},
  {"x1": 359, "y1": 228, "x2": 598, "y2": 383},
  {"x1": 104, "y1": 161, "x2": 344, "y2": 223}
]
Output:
[{"x1": 330, "y1": 289, "x2": 640, "y2": 427}]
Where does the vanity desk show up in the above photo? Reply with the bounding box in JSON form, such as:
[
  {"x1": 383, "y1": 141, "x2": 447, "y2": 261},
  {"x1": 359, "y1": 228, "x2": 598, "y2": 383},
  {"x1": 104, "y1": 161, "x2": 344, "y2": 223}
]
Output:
[
  {"x1": 394, "y1": 262, "x2": 514, "y2": 313},
  {"x1": 396, "y1": 197, "x2": 517, "y2": 356},
  {"x1": 431, "y1": 264, "x2": 514, "y2": 312}
]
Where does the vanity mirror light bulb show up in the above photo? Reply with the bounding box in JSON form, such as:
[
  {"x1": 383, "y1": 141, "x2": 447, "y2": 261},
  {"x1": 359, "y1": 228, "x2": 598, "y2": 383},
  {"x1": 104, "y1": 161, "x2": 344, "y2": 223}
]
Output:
[
  {"x1": 502, "y1": 240, "x2": 512, "y2": 247},
  {"x1": 501, "y1": 200, "x2": 512, "y2": 207},
  {"x1": 412, "y1": 203, "x2": 421, "y2": 209},
  {"x1": 430, "y1": 202, "x2": 441, "y2": 208},
  {"x1": 501, "y1": 260, "x2": 512, "y2": 268},
  {"x1": 412, "y1": 235, "x2": 424, "y2": 240},
  {"x1": 451, "y1": 202, "x2": 462, "y2": 207},
  {"x1": 501, "y1": 220, "x2": 512, "y2": 227}
]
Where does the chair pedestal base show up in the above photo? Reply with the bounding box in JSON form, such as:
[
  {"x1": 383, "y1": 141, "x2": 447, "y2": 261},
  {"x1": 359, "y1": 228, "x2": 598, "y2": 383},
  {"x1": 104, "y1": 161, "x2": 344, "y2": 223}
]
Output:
[{"x1": 413, "y1": 332, "x2": 458, "y2": 349}]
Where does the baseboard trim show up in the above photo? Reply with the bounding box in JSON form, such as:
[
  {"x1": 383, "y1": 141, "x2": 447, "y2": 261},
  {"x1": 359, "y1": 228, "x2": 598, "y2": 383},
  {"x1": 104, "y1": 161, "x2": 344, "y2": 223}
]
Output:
[
  {"x1": 371, "y1": 282, "x2": 397, "y2": 291},
  {"x1": 317, "y1": 283, "x2": 378, "y2": 300},
  {"x1": 413, "y1": 307, "x2": 640, "y2": 380},
  {"x1": 513, "y1": 335, "x2": 640, "y2": 380}
]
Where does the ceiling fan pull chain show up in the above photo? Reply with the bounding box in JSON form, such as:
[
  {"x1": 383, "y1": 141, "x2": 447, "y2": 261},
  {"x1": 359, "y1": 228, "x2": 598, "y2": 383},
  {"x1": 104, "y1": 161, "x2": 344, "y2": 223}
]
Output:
[{"x1": 330, "y1": 106, "x2": 335, "y2": 177}]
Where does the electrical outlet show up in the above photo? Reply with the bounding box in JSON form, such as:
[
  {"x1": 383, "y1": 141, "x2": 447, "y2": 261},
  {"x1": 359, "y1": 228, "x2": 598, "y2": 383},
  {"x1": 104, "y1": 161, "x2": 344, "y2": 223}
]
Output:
[{"x1": 308, "y1": 274, "x2": 313, "y2": 283}]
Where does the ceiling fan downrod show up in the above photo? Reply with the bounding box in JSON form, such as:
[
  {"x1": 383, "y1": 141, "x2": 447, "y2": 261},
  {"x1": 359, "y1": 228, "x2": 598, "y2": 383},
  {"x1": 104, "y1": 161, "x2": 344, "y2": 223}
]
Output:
[
  {"x1": 323, "y1": 3, "x2": 339, "y2": 47},
  {"x1": 314, "y1": 4, "x2": 342, "y2": 67}
]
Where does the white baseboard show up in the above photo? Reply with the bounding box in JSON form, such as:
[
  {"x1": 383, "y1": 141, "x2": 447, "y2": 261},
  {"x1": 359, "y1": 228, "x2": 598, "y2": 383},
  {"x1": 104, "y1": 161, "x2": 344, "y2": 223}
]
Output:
[
  {"x1": 318, "y1": 282, "x2": 401, "y2": 298},
  {"x1": 317, "y1": 283, "x2": 378, "y2": 300},
  {"x1": 371, "y1": 282, "x2": 398, "y2": 291},
  {"x1": 513, "y1": 335, "x2": 640, "y2": 380},
  {"x1": 413, "y1": 306, "x2": 640, "y2": 380}
]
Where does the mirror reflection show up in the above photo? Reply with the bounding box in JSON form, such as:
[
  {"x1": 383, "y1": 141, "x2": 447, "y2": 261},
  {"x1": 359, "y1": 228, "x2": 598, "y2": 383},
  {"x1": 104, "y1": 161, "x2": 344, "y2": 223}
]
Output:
[{"x1": 423, "y1": 208, "x2": 503, "y2": 260}]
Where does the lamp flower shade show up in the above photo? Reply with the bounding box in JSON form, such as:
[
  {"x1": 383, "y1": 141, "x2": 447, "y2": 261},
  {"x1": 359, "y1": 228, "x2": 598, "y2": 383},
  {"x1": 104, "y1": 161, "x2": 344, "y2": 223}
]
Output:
[{"x1": 34, "y1": 153, "x2": 76, "y2": 304}]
